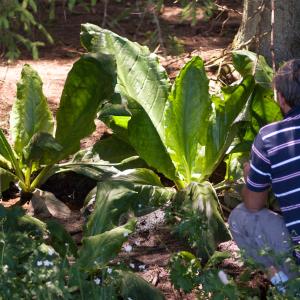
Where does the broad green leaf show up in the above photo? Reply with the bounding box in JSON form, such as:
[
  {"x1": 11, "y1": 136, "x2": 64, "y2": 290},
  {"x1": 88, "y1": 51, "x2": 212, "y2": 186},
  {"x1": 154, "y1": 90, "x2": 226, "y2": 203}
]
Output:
[
  {"x1": 232, "y1": 50, "x2": 273, "y2": 89},
  {"x1": 99, "y1": 102, "x2": 131, "y2": 118},
  {"x1": 46, "y1": 220, "x2": 78, "y2": 258},
  {"x1": 225, "y1": 152, "x2": 248, "y2": 182},
  {"x1": 78, "y1": 219, "x2": 136, "y2": 270},
  {"x1": 91, "y1": 135, "x2": 137, "y2": 163},
  {"x1": 110, "y1": 168, "x2": 175, "y2": 213},
  {"x1": 0, "y1": 205, "x2": 47, "y2": 234},
  {"x1": 174, "y1": 182, "x2": 231, "y2": 261},
  {"x1": 80, "y1": 24, "x2": 170, "y2": 138},
  {"x1": 48, "y1": 161, "x2": 119, "y2": 182},
  {"x1": 128, "y1": 109, "x2": 176, "y2": 180},
  {"x1": 85, "y1": 168, "x2": 175, "y2": 235},
  {"x1": 23, "y1": 132, "x2": 63, "y2": 167},
  {"x1": 81, "y1": 24, "x2": 177, "y2": 181},
  {"x1": 85, "y1": 180, "x2": 137, "y2": 236},
  {"x1": 118, "y1": 270, "x2": 165, "y2": 300},
  {"x1": 10, "y1": 64, "x2": 54, "y2": 155},
  {"x1": 164, "y1": 57, "x2": 211, "y2": 185},
  {"x1": 55, "y1": 54, "x2": 116, "y2": 159},
  {"x1": 0, "y1": 129, "x2": 23, "y2": 180},
  {"x1": 197, "y1": 75, "x2": 255, "y2": 181},
  {"x1": 0, "y1": 169, "x2": 14, "y2": 192},
  {"x1": 111, "y1": 168, "x2": 163, "y2": 186},
  {"x1": 0, "y1": 129, "x2": 15, "y2": 164},
  {"x1": 72, "y1": 143, "x2": 146, "y2": 171},
  {"x1": 244, "y1": 85, "x2": 283, "y2": 142}
]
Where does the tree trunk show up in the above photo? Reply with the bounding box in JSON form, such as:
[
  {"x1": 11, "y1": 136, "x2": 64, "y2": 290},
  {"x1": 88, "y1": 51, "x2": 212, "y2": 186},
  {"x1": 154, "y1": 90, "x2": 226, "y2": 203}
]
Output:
[{"x1": 233, "y1": 0, "x2": 300, "y2": 66}]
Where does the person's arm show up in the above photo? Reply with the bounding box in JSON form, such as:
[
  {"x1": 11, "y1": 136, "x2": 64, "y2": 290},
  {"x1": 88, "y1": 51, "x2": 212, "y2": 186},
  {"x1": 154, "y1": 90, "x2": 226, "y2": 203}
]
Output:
[
  {"x1": 243, "y1": 159, "x2": 269, "y2": 212},
  {"x1": 242, "y1": 185, "x2": 268, "y2": 212}
]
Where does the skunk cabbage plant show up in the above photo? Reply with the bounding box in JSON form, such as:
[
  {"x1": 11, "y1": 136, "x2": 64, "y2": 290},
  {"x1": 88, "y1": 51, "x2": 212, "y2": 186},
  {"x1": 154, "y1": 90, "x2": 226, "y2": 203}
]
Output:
[
  {"x1": 78, "y1": 25, "x2": 283, "y2": 260},
  {"x1": 0, "y1": 55, "x2": 118, "y2": 197},
  {"x1": 77, "y1": 24, "x2": 265, "y2": 259}
]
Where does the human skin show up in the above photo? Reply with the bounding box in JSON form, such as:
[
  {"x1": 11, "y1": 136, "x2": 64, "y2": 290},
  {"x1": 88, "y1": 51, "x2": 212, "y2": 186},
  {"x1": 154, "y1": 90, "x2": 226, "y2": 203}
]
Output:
[{"x1": 242, "y1": 162, "x2": 268, "y2": 212}]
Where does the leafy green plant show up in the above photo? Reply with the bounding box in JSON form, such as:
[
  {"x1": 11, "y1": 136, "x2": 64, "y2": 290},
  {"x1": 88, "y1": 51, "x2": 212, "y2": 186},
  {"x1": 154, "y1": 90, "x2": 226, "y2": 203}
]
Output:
[
  {"x1": 169, "y1": 250, "x2": 240, "y2": 299},
  {"x1": 0, "y1": 203, "x2": 164, "y2": 299},
  {"x1": 217, "y1": 50, "x2": 283, "y2": 207},
  {"x1": 180, "y1": 0, "x2": 216, "y2": 25},
  {"x1": 76, "y1": 24, "x2": 266, "y2": 259},
  {"x1": 0, "y1": 0, "x2": 53, "y2": 60},
  {"x1": 77, "y1": 25, "x2": 284, "y2": 265},
  {"x1": 0, "y1": 53, "x2": 116, "y2": 200}
]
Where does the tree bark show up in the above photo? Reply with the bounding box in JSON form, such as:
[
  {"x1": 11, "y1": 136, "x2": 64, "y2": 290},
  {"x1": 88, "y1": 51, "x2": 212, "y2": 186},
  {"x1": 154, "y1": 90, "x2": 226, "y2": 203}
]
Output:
[{"x1": 233, "y1": 0, "x2": 300, "y2": 67}]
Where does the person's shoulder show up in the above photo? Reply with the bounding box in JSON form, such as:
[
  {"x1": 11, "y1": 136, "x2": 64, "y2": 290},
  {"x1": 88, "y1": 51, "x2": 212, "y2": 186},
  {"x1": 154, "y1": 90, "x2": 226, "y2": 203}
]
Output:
[{"x1": 258, "y1": 119, "x2": 284, "y2": 137}]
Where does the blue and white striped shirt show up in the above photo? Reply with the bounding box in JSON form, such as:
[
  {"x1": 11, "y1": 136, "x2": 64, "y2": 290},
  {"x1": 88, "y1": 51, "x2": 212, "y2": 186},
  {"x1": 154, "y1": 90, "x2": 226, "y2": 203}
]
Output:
[{"x1": 247, "y1": 105, "x2": 300, "y2": 259}]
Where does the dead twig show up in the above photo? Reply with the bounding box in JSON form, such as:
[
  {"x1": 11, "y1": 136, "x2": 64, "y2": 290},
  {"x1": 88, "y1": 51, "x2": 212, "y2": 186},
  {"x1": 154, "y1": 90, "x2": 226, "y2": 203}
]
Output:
[
  {"x1": 214, "y1": 3, "x2": 242, "y2": 16},
  {"x1": 220, "y1": 14, "x2": 230, "y2": 36},
  {"x1": 102, "y1": 0, "x2": 109, "y2": 27},
  {"x1": 204, "y1": 49, "x2": 230, "y2": 68},
  {"x1": 152, "y1": 7, "x2": 165, "y2": 54}
]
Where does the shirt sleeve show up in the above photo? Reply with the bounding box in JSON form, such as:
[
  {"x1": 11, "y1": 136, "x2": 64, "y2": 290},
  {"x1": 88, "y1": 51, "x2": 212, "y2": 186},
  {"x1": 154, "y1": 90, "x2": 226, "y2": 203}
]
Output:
[{"x1": 246, "y1": 132, "x2": 271, "y2": 192}]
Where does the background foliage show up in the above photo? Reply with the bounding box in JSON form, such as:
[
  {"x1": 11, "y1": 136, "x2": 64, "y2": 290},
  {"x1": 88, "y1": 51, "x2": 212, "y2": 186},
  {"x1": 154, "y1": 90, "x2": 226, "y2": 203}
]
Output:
[{"x1": 0, "y1": 0, "x2": 215, "y2": 60}]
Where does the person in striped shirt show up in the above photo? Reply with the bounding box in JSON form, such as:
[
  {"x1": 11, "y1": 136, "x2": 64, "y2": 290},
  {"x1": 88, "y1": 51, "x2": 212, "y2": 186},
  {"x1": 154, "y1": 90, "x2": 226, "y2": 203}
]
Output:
[{"x1": 229, "y1": 59, "x2": 300, "y2": 291}]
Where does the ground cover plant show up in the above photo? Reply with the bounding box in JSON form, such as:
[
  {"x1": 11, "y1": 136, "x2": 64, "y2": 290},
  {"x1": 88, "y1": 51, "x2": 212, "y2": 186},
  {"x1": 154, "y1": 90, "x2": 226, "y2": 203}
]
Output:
[
  {"x1": 0, "y1": 203, "x2": 167, "y2": 299},
  {"x1": 0, "y1": 22, "x2": 291, "y2": 298}
]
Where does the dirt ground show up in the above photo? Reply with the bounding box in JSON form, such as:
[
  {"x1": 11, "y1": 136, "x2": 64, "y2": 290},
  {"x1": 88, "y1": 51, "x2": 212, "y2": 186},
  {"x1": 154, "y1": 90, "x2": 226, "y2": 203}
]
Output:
[{"x1": 0, "y1": 0, "x2": 260, "y2": 299}]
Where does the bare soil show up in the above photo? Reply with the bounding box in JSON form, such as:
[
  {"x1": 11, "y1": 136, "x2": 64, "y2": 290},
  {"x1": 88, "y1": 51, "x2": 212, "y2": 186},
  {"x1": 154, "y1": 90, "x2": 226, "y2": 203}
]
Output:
[{"x1": 0, "y1": 1, "x2": 270, "y2": 299}]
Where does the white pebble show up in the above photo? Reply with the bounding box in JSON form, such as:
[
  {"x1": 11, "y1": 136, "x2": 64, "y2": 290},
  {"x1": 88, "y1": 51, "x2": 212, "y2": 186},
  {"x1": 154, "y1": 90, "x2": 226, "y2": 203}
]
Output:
[
  {"x1": 124, "y1": 245, "x2": 133, "y2": 252},
  {"x1": 218, "y1": 270, "x2": 229, "y2": 285},
  {"x1": 129, "y1": 263, "x2": 135, "y2": 269}
]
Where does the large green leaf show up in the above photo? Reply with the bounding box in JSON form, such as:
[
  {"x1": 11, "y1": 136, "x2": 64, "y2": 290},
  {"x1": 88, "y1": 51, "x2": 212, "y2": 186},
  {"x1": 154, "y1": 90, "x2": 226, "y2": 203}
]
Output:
[
  {"x1": 85, "y1": 168, "x2": 175, "y2": 236},
  {"x1": 23, "y1": 132, "x2": 63, "y2": 167},
  {"x1": 0, "y1": 169, "x2": 14, "y2": 192},
  {"x1": 173, "y1": 182, "x2": 231, "y2": 261},
  {"x1": 127, "y1": 109, "x2": 176, "y2": 180},
  {"x1": 55, "y1": 54, "x2": 116, "y2": 159},
  {"x1": 80, "y1": 24, "x2": 176, "y2": 181},
  {"x1": 164, "y1": 57, "x2": 211, "y2": 186},
  {"x1": 48, "y1": 161, "x2": 119, "y2": 182},
  {"x1": 232, "y1": 50, "x2": 273, "y2": 89},
  {"x1": 243, "y1": 85, "x2": 283, "y2": 141},
  {"x1": 81, "y1": 24, "x2": 170, "y2": 137},
  {"x1": 225, "y1": 152, "x2": 248, "y2": 182},
  {"x1": 78, "y1": 219, "x2": 136, "y2": 271},
  {"x1": 0, "y1": 129, "x2": 23, "y2": 181},
  {"x1": 0, "y1": 129, "x2": 15, "y2": 164},
  {"x1": 118, "y1": 271, "x2": 165, "y2": 300},
  {"x1": 111, "y1": 168, "x2": 175, "y2": 212},
  {"x1": 85, "y1": 180, "x2": 137, "y2": 236},
  {"x1": 46, "y1": 220, "x2": 78, "y2": 258},
  {"x1": 90, "y1": 135, "x2": 137, "y2": 163},
  {"x1": 197, "y1": 75, "x2": 255, "y2": 181},
  {"x1": 10, "y1": 64, "x2": 54, "y2": 155}
]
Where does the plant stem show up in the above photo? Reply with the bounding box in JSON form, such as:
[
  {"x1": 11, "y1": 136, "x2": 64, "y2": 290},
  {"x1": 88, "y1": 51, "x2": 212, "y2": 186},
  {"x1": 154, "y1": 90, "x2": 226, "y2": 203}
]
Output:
[
  {"x1": 24, "y1": 163, "x2": 32, "y2": 189},
  {"x1": 30, "y1": 165, "x2": 53, "y2": 192},
  {"x1": 213, "y1": 180, "x2": 231, "y2": 191},
  {"x1": 174, "y1": 179, "x2": 185, "y2": 190}
]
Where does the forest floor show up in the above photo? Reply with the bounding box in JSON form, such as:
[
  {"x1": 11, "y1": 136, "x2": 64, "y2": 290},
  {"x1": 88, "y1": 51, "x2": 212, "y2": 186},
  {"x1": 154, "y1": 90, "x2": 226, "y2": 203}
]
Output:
[{"x1": 0, "y1": 0, "x2": 269, "y2": 298}]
